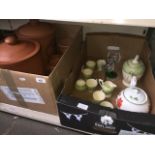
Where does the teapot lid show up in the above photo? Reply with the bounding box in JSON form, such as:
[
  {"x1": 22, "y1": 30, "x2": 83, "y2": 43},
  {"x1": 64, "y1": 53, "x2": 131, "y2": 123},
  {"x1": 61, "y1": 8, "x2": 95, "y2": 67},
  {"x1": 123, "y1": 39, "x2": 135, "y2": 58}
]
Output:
[
  {"x1": 0, "y1": 36, "x2": 40, "y2": 65},
  {"x1": 123, "y1": 87, "x2": 147, "y2": 105},
  {"x1": 126, "y1": 55, "x2": 144, "y2": 68},
  {"x1": 16, "y1": 19, "x2": 55, "y2": 38}
]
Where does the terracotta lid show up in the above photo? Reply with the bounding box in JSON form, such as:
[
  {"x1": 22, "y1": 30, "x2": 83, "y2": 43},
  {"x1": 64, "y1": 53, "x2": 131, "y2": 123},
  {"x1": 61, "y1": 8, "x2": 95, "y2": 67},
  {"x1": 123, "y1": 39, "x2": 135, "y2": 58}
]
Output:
[
  {"x1": 16, "y1": 20, "x2": 55, "y2": 38},
  {"x1": 0, "y1": 36, "x2": 40, "y2": 65}
]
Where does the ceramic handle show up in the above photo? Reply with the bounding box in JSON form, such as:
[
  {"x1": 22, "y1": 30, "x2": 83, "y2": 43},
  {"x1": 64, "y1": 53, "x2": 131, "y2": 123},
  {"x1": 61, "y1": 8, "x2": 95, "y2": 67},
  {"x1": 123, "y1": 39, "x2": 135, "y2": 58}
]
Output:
[
  {"x1": 4, "y1": 36, "x2": 17, "y2": 45},
  {"x1": 98, "y1": 79, "x2": 104, "y2": 88}
]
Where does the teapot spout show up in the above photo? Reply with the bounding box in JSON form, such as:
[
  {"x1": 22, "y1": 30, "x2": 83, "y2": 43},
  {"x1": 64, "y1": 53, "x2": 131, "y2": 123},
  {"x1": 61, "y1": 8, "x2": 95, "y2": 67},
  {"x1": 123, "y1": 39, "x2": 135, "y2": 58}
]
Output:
[{"x1": 105, "y1": 81, "x2": 117, "y2": 89}]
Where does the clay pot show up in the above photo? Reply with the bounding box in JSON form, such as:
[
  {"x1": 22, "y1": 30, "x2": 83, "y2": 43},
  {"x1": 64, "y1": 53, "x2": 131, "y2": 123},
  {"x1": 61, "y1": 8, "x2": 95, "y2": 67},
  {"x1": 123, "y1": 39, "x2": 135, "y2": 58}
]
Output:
[
  {"x1": 0, "y1": 36, "x2": 44, "y2": 74},
  {"x1": 16, "y1": 20, "x2": 56, "y2": 68}
]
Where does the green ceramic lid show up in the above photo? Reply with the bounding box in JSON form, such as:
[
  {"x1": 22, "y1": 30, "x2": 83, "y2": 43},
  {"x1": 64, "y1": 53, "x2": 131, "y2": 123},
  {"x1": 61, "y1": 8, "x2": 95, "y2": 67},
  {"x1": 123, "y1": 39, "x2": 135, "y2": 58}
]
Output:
[{"x1": 123, "y1": 55, "x2": 145, "y2": 76}]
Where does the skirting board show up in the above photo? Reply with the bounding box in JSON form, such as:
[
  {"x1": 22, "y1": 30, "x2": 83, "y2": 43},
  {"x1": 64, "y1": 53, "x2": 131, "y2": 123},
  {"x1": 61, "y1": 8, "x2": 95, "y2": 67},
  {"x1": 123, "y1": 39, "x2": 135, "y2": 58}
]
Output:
[
  {"x1": 0, "y1": 102, "x2": 92, "y2": 134},
  {"x1": 0, "y1": 102, "x2": 61, "y2": 126}
]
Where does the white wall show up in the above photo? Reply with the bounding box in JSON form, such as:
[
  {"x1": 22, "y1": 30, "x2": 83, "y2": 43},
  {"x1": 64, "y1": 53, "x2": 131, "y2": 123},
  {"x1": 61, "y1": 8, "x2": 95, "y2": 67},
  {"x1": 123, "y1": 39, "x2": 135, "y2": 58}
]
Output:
[
  {"x1": 43, "y1": 19, "x2": 148, "y2": 38},
  {"x1": 0, "y1": 19, "x2": 148, "y2": 37}
]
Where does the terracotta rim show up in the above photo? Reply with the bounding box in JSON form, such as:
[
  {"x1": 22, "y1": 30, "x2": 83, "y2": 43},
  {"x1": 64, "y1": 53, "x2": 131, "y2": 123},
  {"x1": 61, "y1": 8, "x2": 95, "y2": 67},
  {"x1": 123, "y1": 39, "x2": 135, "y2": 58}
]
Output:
[
  {"x1": 17, "y1": 32, "x2": 55, "y2": 39},
  {"x1": 16, "y1": 24, "x2": 56, "y2": 39},
  {"x1": 0, "y1": 39, "x2": 40, "y2": 65}
]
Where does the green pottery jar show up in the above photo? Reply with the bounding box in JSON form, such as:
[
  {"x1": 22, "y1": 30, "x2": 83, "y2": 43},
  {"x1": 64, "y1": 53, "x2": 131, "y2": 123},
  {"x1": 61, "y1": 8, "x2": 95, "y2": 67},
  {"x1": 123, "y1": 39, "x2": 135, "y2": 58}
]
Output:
[{"x1": 122, "y1": 55, "x2": 145, "y2": 87}]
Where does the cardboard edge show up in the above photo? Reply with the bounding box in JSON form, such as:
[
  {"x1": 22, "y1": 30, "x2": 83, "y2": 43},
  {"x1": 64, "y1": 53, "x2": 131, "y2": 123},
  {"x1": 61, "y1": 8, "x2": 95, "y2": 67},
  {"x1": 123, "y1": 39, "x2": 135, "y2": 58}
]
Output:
[
  {"x1": 60, "y1": 43, "x2": 86, "y2": 95},
  {"x1": 49, "y1": 27, "x2": 83, "y2": 98},
  {"x1": 86, "y1": 32, "x2": 146, "y2": 38}
]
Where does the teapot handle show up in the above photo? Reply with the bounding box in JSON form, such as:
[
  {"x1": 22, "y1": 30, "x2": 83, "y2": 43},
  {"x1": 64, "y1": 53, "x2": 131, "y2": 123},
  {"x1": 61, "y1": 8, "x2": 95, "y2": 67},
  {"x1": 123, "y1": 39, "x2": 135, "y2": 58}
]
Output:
[{"x1": 130, "y1": 76, "x2": 137, "y2": 88}]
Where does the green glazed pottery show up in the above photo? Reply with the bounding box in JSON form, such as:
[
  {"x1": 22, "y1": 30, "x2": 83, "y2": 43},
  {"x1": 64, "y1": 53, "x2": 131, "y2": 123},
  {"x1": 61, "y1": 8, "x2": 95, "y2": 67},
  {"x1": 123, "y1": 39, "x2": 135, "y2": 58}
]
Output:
[{"x1": 122, "y1": 55, "x2": 145, "y2": 87}]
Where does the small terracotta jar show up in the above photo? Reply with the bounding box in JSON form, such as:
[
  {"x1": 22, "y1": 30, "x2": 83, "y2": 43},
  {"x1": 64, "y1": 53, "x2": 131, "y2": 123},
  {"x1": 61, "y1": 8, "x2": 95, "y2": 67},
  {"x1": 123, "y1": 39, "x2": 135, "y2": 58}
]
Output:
[
  {"x1": 16, "y1": 20, "x2": 56, "y2": 68},
  {"x1": 0, "y1": 36, "x2": 44, "y2": 74}
]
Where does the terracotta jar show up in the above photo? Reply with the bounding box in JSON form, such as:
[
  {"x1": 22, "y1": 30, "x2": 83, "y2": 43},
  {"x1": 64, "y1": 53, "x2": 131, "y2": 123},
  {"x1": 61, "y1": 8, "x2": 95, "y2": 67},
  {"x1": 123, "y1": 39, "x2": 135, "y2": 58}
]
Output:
[
  {"x1": 16, "y1": 20, "x2": 56, "y2": 68},
  {"x1": 0, "y1": 36, "x2": 44, "y2": 74}
]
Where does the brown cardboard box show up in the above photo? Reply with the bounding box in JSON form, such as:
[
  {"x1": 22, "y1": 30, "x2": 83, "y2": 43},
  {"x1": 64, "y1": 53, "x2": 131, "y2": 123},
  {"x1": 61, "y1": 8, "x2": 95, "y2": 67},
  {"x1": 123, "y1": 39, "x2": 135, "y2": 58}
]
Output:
[
  {"x1": 0, "y1": 22, "x2": 82, "y2": 124},
  {"x1": 58, "y1": 33, "x2": 155, "y2": 134},
  {"x1": 70, "y1": 33, "x2": 154, "y2": 106}
]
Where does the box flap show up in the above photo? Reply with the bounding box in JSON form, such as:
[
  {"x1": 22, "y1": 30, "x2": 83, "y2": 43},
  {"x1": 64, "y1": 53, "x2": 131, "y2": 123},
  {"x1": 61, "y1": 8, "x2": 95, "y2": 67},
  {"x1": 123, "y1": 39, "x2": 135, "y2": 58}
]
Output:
[{"x1": 86, "y1": 33, "x2": 146, "y2": 60}]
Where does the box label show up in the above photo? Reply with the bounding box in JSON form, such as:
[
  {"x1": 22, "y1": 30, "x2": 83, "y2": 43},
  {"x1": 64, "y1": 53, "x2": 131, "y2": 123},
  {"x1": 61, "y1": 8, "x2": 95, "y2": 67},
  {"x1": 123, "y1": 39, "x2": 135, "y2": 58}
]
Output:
[
  {"x1": 36, "y1": 77, "x2": 46, "y2": 84},
  {"x1": 0, "y1": 86, "x2": 45, "y2": 104},
  {"x1": 77, "y1": 103, "x2": 88, "y2": 110},
  {"x1": 93, "y1": 115, "x2": 117, "y2": 134}
]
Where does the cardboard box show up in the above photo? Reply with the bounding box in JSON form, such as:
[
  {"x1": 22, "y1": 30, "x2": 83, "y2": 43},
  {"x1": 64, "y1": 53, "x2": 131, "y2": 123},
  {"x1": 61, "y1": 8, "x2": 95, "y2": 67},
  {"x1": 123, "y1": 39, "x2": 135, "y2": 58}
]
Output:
[
  {"x1": 0, "y1": 22, "x2": 82, "y2": 125},
  {"x1": 58, "y1": 33, "x2": 155, "y2": 134}
]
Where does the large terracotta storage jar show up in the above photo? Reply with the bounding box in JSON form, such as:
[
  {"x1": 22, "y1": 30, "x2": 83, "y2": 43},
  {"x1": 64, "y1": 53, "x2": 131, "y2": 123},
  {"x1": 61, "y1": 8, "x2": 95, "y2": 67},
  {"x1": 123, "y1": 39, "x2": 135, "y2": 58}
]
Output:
[
  {"x1": 16, "y1": 20, "x2": 56, "y2": 68},
  {"x1": 0, "y1": 36, "x2": 44, "y2": 74}
]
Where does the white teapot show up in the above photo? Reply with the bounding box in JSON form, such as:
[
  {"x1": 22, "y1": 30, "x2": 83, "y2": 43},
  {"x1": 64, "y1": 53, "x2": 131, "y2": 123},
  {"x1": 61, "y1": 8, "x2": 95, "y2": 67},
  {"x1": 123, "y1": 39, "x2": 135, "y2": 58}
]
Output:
[{"x1": 116, "y1": 77, "x2": 150, "y2": 113}]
